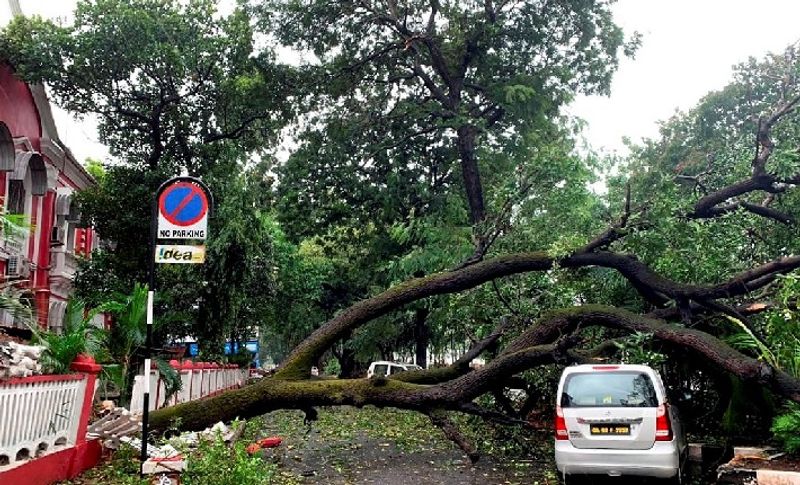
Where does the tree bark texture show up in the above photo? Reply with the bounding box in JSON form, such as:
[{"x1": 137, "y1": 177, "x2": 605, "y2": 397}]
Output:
[
  {"x1": 150, "y1": 306, "x2": 800, "y2": 434},
  {"x1": 456, "y1": 124, "x2": 485, "y2": 224},
  {"x1": 414, "y1": 307, "x2": 430, "y2": 369},
  {"x1": 276, "y1": 250, "x2": 800, "y2": 380}
]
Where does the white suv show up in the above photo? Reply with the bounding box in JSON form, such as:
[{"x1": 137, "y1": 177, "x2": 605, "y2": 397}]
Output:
[
  {"x1": 554, "y1": 364, "x2": 687, "y2": 481},
  {"x1": 366, "y1": 361, "x2": 422, "y2": 378}
]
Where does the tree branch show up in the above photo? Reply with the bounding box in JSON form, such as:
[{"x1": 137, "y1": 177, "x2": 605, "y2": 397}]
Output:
[
  {"x1": 427, "y1": 409, "x2": 480, "y2": 463},
  {"x1": 149, "y1": 307, "x2": 800, "y2": 435}
]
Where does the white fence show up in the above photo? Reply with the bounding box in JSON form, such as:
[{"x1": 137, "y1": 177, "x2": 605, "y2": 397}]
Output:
[
  {"x1": 0, "y1": 374, "x2": 86, "y2": 467},
  {"x1": 130, "y1": 362, "x2": 248, "y2": 415}
]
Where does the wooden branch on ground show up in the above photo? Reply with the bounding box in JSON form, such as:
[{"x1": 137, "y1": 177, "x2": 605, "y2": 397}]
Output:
[
  {"x1": 149, "y1": 305, "x2": 800, "y2": 436},
  {"x1": 275, "y1": 247, "x2": 800, "y2": 380},
  {"x1": 427, "y1": 409, "x2": 480, "y2": 463}
]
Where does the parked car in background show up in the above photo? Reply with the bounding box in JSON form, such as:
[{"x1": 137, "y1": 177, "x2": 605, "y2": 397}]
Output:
[
  {"x1": 554, "y1": 364, "x2": 687, "y2": 482},
  {"x1": 367, "y1": 361, "x2": 423, "y2": 378}
]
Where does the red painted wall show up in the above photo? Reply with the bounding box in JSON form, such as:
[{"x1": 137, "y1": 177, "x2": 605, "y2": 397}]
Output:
[
  {"x1": 0, "y1": 62, "x2": 98, "y2": 330},
  {"x1": 0, "y1": 63, "x2": 41, "y2": 148}
]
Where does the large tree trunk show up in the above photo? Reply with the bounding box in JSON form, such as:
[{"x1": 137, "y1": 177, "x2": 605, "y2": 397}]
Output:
[
  {"x1": 414, "y1": 307, "x2": 430, "y2": 368},
  {"x1": 456, "y1": 124, "x2": 485, "y2": 224},
  {"x1": 150, "y1": 305, "x2": 800, "y2": 434},
  {"x1": 335, "y1": 345, "x2": 358, "y2": 378},
  {"x1": 275, "y1": 251, "x2": 800, "y2": 380}
]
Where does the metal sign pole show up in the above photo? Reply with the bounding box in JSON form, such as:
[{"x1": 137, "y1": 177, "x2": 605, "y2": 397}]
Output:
[
  {"x1": 140, "y1": 176, "x2": 212, "y2": 476},
  {"x1": 141, "y1": 191, "x2": 158, "y2": 473}
]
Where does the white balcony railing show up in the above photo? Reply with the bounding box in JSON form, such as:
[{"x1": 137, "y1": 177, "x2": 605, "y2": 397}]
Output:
[
  {"x1": 130, "y1": 363, "x2": 248, "y2": 415},
  {"x1": 0, "y1": 375, "x2": 86, "y2": 466}
]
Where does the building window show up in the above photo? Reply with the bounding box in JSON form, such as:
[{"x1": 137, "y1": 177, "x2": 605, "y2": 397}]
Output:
[
  {"x1": 7, "y1": 179, "x2": 25, "y2": 215},
  {"x1": 0, "y1": 122, "x2": 13, "y2": 172},
  {"x1": 67, "y1": 222, "x2": 76, "y2": 252}
]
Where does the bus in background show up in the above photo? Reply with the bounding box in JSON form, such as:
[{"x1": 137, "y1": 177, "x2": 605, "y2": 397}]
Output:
[{"x1": 182, "y1": 339, "x2": 261, "y2": 368}]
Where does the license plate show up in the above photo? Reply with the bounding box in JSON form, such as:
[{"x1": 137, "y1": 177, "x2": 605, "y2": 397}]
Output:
[{"x1": 590, "y1": 424, "x2": 630, "y2": 435}]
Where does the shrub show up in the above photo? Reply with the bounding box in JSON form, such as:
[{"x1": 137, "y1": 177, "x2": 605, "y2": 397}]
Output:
[
  {"x1": 183, "y1": 435, "x2": 279, "y2": 485},
  {"x1": 772, "y1": 403, "x2": 800, "y2": 454},
  {"x1": 323, "y1": 357, "x2": 341, "y2": 376}
]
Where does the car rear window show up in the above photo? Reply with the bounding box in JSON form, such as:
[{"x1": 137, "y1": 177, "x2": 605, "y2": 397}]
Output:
[
  {"x1": 561, "y1": 371, "x2": 658, "y2": 408},
  {"x1": 373, "y1": 364, "x2": 389, "y2": 377}
]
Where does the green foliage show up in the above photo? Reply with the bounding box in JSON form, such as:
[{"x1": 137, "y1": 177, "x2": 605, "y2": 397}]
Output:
[
  {"x1": 613, "y1": 332, "x2": 668, "y2": 367},
  {"x1": 257, "y1": 217, "x2": 334, "y2": 362},
  {"x1": 323, "y1": 358, "x2": 341, "y2": 376},
  {"x1": 83, "y1": 157, "x2": 106, "y2": 183},
  {"x1": 154, "y1": 357, "x2": 181, "y2": 406},
  {"x1": 183, "y1": 435, "x2": 280, "y2": 485},
  {"x1": 195, "y1": 174, "x2": 279, "y2": 352},
  {"x1": 609, "y1": 44, "x2": 800, "y2": 290},
  {"x1": 29, "y1": 298, "x2": 105, "y2": 374},
  {"x1": 101, "y1": 283, "x2": 152, "y2": 405},
  {"x1": 2, "y1": 0, "x2": 286, "y2": 171},
  {"x1": 725, "y1": 317, "x2": 780, "y2": 370},
  {"x1": 771, "y1": 403, "x2": 800, "y2": 453},
  {"x1": 227, "y1": 347, "x2": 256, "y2": 368},
  {"x1": 759, "y1": 274, "x2": 800, "y2": 452},
  {"x1": 267, "y1": 0, "x2": 634, "y2": 240},
  {"x1": 2, "y1": 0, "x2": 290, "y2": 355},
  {"x1": 103, "y1": 283, "x2": 148, "y2": 361},
  {"x1": 74, "y1": 166, "x2": 169, "y2": 307}
]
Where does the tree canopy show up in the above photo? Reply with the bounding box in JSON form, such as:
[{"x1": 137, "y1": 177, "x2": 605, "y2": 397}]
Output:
[{"x1": 3, "y1": 0, "x2": 800, "y2": 458}]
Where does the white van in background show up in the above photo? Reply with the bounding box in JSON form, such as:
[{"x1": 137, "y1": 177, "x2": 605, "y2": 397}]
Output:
[
  {"x1": 554, "y1": 364, "x2": 687, "y2": 482},
  {"x1": 367, "y1": 361, "x2": 423, "y2": 378}
]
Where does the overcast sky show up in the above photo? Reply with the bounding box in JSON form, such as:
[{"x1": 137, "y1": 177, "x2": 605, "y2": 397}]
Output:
[
  {"x1": 570, "y1": 0, "x2": 800, "y2": 154},
  {"x1": 5, "y1": 0, "x2": 800, "y2": 163}
]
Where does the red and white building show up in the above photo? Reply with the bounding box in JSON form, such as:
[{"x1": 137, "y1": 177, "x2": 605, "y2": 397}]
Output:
[{"x1": 0, "y1": 2, "x2": 99, "y2": 332}]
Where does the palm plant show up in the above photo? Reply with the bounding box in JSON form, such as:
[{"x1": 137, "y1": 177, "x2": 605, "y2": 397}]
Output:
[
  {"x1": 725, "y1": 275, "x2": 800, "y2": 452},
  {"x1": 101, "y1": 283, "x2": 147, "y2": 406},
  {"x1": 29, "y1": 298, "x2": 105, "y2": 374},
  {"x1": 102, "y1": 283, "x2": 180, "y2": 406}
]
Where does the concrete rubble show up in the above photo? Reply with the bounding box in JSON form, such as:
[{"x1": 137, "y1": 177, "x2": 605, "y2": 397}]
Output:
[
  {"x1": 0, "y1": 341, "x2": 45, "y2": 379},
  {"x1": 128, "y1": 421, "x2": 242, "y2": 476}
]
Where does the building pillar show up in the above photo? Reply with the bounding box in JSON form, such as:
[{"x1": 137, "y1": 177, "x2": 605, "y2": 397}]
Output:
[
  {"x1": 27, "y1": 194, "x2": 39, "y2": 261},
  {"x1": 35, "y1": 190, "x2": 55, "y2": 329},
  {"x1": 70, "y1": 354, "x2": 102, "y2": 445},
  {"x1": 0, "y1": 171, "x2": 6, "y2": 278}
]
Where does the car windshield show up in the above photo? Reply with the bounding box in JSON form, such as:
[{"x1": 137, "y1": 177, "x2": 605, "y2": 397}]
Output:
[
  {"x1": 372, "y1": 364, "x2": 389, "y2": 377},
  {"x1": 561, "y1": 372, "x2": 658, "y2": 408}
]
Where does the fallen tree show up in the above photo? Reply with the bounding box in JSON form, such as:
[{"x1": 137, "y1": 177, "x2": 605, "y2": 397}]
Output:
[
  {"x1": 8, "y1": 0, "x2": 800, "y2": 461},
  {"x1": 149, "y1": 43, "x2": 800, "y2": 458},
  {"x1": 149, "y1": 276, "x2": 800, "y2": 436}
]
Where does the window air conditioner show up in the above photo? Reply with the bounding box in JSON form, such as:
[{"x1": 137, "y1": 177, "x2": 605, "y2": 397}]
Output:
[{"x1": 6, "y1": 254, "x2": 30, "y2": 279}]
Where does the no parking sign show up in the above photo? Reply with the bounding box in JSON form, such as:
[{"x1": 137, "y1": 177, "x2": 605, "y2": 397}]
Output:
[
  {"x1": 157, "y1": 180, "x2": 210, "y2": 239},
  {"x1": 142, "y1": 176, "x2": 213, "y2": 473}
]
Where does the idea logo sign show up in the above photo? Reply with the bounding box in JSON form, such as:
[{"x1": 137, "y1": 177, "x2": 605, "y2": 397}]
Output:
[{"x1": 155, "y1": 245, "x2": 206, "y2": 264}]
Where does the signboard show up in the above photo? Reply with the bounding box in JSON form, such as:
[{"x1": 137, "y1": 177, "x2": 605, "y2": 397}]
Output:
[
  {"x1": 143, "y1": 176, "x2": 212, "y2": 470},
  {"x1": 157, "y1": 181, "x2": 209, "y2": 240},
  {"x1": 155, "y1": 244, "x2": 206, "y2": 264}
]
